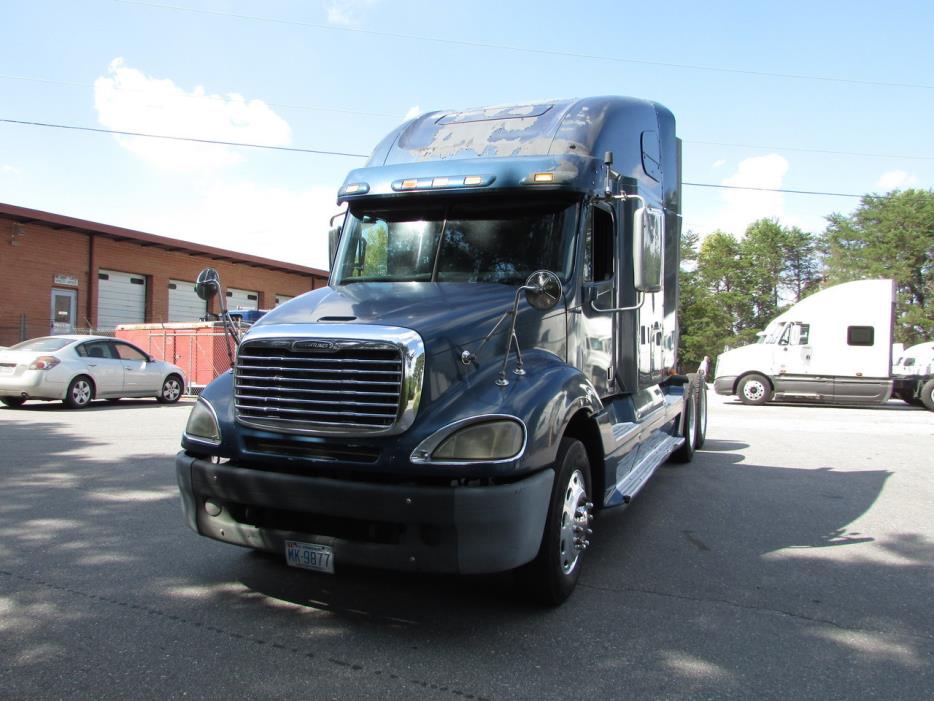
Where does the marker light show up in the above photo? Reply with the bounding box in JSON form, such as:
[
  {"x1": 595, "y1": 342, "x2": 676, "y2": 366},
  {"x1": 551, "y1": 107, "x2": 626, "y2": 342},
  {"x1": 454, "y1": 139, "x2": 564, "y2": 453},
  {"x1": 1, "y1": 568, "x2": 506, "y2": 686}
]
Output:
[
  {"x1": 392, "y1": 175, "x2": 494, "y2": 192},
  {"x1": 340, "y1": 182, "x2": 370, "y2": 195},
  {"x1": 532, "y1": 172, "x2": 555, "y2": 183}
]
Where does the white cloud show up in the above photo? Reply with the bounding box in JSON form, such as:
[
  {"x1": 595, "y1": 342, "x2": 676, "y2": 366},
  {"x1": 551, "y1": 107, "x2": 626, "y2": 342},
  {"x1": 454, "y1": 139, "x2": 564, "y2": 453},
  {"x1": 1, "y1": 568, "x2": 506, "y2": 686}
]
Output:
[
  {"x1": 404, "y1": 105, "x2": 422, "y2": 121},
  {"x1": 1, "y1": 165, "x2": 21, "y2": 176},
  {"x1": 326, "y1": 0, "x2": 379, "y2": 26},
  {"x1": 144, "y1": 181, "x2": 341, "y2": 271},
  {"x1": 712, "y1": 159, "x2": 726, "y2": 169},
  {"x1": 874, "y1": 170, "x2": 918, "y2": 191},
  {"x1": 703, "y1": 154, "x2": 789, "y2": 236},
  {"x1": 93, "y1": 58, "x2": 291, "y2": 172}
]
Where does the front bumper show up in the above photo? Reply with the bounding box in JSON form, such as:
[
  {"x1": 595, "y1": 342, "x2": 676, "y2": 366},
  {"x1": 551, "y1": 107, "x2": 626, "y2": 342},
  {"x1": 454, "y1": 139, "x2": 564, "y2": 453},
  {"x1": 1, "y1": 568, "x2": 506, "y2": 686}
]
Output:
[
  {"x1": 713, "y1": 376, "x2": 736, "y2": 396},
  {"x1": 176, "y1": 452, "x2": 554, "y2": 575}
]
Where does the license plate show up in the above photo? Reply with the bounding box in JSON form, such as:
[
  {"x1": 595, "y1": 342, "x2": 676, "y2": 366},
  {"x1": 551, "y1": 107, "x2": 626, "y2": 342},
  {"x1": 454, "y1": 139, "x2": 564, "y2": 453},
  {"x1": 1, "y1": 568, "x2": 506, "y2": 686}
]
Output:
[
  {"x1": 285, "y1": 540, "x2": 334, "y2": 574},
  {"x1": 0, "y1": 366, "x2": 13, "y2": 375}
]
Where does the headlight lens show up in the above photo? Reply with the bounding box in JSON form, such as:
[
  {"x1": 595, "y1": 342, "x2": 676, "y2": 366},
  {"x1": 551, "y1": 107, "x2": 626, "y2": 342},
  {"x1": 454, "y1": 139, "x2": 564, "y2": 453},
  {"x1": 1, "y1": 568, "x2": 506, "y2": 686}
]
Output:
[
  {"x1": 431, "y1": 420, "x2": 524, "y2": 461},
  {"x1": 185, "y1": 399, "x2": 221, "y2": 444}
]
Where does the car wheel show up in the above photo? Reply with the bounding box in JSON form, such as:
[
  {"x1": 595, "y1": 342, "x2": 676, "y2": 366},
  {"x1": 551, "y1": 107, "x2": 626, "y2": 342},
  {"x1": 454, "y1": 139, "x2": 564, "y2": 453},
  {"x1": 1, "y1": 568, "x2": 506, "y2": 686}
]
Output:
[
  {"x1": 157, "y1": 374, "x2": 183, "y2": 404},
  {"x1": 921, "y1": 379, "x2": 934, "y2": 412},
  {"x1": 671, "y1": 391, "x2": 696, "y2": 463},
  {"x1": 737, "y1": 373, "x2": 772, "y2": 406},
  {"x1": 65, "y1": 376, "x2": 94, "y2": 409},
  {"x1": 1, "y1": 397, "x2": 26, "y2": 408},
  {"x1": 518, "y1": 438, "x2": 593, "y2": 606}
]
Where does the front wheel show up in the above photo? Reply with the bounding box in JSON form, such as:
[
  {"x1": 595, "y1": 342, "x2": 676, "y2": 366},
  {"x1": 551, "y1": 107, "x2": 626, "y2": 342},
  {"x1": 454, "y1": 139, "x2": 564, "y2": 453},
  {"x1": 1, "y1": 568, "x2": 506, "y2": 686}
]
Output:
[
  {"x1": 737, "y1": 373, "x2": 773, "y2": 406},
  {"x1": 671, "y1": 393, "x2": 696, "y2": 463},
  {"x1": 519, "y1": 438, "x2": 593, "y2": 606},
  {"x1": 695, "y1": 382, "x2": 708, "y2": 449},
  {"x1": 157, "y1": 375, "x2": 183, "y2": 404}
]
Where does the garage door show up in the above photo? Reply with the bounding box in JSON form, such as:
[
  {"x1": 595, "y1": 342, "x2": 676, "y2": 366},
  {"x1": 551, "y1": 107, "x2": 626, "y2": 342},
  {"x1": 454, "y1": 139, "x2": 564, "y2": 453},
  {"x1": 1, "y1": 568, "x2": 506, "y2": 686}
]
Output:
[
  {"x1": 98, "y1": 269, "x2": 146, "y2": 330},
  {"x1": 275, "y1": 294, "x2": 293, "y2": 307},
  {"x1": 168, "y1": 280, "x2": 207, "y2": 322},
  {"x1": 226, "y1": 287, "x2": 259, "y2": 311}
]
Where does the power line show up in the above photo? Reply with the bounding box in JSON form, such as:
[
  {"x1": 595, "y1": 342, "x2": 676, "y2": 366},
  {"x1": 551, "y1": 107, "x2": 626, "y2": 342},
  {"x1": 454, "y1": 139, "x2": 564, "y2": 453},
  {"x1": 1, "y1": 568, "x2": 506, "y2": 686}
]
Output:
[
  {"x1": 2, "y1": 117, "x2": 883, "y2": 198},
  {"x1": 115, "y1": 0, "x2": 934, "y2": 91},
  {"x1": 683, "y1": 182, "x2": 862, "y2": 198},
  {"x1": 0, "y1": 118, "x2": 368, "y2": 158},
  {"x1": 3, "y1": 71, "x2": 932, "y2": 162}
]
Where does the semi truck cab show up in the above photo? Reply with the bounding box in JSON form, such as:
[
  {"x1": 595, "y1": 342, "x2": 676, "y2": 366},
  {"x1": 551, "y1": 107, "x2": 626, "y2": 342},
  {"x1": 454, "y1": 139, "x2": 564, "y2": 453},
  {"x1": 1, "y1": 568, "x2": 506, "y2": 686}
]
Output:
[{"x1": 176, "y1": 96, "x2": 708, "y2": 604}]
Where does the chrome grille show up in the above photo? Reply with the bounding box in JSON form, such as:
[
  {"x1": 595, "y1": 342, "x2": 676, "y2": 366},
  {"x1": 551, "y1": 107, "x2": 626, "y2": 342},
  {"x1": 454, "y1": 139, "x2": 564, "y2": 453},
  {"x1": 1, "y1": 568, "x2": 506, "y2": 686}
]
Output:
[{"x1": 235, "y1": 339, "x2": 405, "y2": 434}]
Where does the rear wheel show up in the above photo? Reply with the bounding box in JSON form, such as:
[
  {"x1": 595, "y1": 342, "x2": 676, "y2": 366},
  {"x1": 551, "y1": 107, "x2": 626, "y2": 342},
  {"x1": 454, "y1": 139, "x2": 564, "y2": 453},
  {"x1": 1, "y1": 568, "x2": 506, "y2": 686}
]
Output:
[
  {"x1": 671, "y1": 393, "x2": 696, "y2": 463},
  {"x1": 1, "y1": 397, "x2": 25, "y2": 408},
  {"x1": 921, "y1": 379, "x2": 934, "y2": 412},
  {"x1": 737, "y1": 373, "x2": 772, "y2": 406},
  {"x1": 157, "y1": 375, "x2": 183, "y2": 404},
  {"x1": 694, "y1": 382, "x2": 708, "y2": 449},
  {"x1": 519, "y1": 438, "x2": 593, "y2": 606},
  {"x1": 64, "y1": 376, "x2": 93, "y2": 409}
]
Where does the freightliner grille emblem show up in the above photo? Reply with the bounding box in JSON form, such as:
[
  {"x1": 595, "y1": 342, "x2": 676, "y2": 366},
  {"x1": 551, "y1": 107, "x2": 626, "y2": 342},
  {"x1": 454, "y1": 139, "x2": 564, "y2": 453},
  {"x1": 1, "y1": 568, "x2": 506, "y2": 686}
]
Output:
[{"x1": 291, "y1": 340, "x2": 338, "y2": 352}]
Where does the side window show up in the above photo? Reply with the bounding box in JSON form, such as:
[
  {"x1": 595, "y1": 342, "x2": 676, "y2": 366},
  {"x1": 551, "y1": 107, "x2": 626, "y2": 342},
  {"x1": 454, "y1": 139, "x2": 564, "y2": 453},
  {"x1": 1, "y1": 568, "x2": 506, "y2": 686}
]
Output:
[
  {"x1": 113, "y1": 342, "x2": 148, "y2": 361},
  {"x1": 584, "y1": 206, "x2": 614, "y2": 283},
  {"x1": 780, "y1": 323, "x2": 811, "y2": 345},
  {"x1": 847, "y1": 326, "x2": 875, "y2": 346},
  {"x1": 79, "y1": 341, "x2": 114, "y2": 359}
]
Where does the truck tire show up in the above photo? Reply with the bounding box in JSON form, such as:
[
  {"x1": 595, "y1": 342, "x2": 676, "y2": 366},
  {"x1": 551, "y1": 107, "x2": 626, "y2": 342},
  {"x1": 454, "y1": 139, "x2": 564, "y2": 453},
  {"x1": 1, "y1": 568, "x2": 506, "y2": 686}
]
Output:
[
  {"x1": 519, "y1": 438, "x2": 593, "y2": 606},
  {"x1": 737, "y1": 373, "x2": 772, "y2": 406},
  {"x1": 921, "y1": 379, "x2": 934, "y2": 412},
  {"x1": 695, "y1": 382, "x2": 708, "y2": 449},
  {"x1": 671, "y1": 393, "x2": 696, "y2": 463}
]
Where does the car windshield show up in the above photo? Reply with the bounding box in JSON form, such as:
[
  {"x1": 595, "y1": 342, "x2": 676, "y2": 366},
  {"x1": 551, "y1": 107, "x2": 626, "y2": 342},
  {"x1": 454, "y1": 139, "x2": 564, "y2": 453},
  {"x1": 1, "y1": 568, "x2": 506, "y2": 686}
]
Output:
[
  {"x1": 10, "y1": 337, "x2": 73, "y2": 352},
  {"x1": 333, "y1": 197, "x2": 578, "y2": 285}
]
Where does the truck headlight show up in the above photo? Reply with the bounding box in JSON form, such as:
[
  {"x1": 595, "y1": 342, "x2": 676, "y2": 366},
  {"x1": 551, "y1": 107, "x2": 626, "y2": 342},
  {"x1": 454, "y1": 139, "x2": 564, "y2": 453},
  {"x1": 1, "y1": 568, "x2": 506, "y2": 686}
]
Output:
[
  {"x1": 411, "y1": 417, "x2": 525, "y2": 463},
  {"x1": 184, "y1": 399, "x2": 221, "y2": 445}
]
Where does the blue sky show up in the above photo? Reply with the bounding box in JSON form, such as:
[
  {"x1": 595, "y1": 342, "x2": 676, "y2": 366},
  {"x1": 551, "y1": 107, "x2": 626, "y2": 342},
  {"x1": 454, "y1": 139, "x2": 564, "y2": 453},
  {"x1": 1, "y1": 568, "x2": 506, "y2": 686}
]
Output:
[{"x1": 1, "y1": 0, "x2": 932, "y2": 271}]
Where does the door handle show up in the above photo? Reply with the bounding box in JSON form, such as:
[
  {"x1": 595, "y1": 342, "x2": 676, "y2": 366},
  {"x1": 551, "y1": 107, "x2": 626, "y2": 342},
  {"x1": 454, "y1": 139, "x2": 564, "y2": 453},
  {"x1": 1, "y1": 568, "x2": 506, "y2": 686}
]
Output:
[{"x1": 87, "y1": 363, "x2": 97, "y2": 367}]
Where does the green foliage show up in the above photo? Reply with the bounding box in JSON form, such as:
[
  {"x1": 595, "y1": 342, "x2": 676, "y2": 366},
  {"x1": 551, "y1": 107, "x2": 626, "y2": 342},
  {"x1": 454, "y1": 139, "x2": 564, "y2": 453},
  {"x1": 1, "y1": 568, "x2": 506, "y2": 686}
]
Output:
[
  {"x1": 677, "y1": 188, "x2": 933, "y2": 369},
  {"x1": 822, "y1": 189, "x2": 934, "y2": 345}
]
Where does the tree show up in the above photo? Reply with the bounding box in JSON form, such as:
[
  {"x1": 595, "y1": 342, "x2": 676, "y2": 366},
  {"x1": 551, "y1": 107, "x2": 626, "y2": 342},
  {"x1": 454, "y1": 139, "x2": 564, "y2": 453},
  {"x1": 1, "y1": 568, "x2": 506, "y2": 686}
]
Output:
[{"x1": 822, "y1": 189, "x2": 934, "y2": 344}]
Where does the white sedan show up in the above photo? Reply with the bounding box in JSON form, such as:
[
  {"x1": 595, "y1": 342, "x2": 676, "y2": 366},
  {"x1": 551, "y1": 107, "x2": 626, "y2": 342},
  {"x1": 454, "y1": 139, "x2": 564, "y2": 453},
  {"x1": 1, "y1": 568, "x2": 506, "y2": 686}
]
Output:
[{"x1": 0, "y1": 335, "x2": 186, "y2": 409}]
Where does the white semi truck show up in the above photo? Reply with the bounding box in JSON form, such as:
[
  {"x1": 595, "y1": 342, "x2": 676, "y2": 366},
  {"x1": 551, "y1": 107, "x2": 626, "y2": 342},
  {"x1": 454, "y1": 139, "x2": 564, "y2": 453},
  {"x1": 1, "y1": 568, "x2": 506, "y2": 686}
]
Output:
[{"x1": 713, "y1": 279, "x2": 934, "y2": 410}]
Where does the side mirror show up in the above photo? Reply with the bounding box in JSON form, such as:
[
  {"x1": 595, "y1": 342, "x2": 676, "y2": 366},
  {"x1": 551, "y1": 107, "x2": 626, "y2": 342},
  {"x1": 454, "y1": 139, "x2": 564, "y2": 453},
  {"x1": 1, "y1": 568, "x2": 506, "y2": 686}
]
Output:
[
  {"x1": 328, "y1": 226, "x2": 341, "y2": 269},
  {"x1": 524, "y1": 270, "x2": 563, "y2": 311},
  {"x1": 328, "y1": 210, "x2": 347, "y2": 270},
  {"x1": 633, "y1": 207, "x2": 663, "y2": 293},
  {"x1": 195, "y1": 267, "x2": 221, "y2": 301}
]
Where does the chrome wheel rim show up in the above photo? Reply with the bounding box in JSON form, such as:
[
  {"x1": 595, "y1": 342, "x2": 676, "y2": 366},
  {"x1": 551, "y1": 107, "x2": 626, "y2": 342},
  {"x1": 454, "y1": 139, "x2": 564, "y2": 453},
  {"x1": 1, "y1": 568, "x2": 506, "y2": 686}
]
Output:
[
  {"x1": 163, "y1": 378, "x2": 181, "y2": 401},
  {"x1": 559, "y1": 469, "x2": 590, "y2": 574},
  {"x1": 72, "y1": 380, "x2": 91, "y2": 406},
  {"x1": 743, "y1": 380, "x2": 765, "y2": 401}
]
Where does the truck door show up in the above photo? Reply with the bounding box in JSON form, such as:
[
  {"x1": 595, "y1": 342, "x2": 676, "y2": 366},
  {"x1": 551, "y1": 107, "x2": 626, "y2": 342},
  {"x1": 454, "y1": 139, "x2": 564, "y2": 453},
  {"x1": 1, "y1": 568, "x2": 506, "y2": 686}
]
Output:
[{"x1": 776, "y1": 322, "x2": 811, "y2": 374}]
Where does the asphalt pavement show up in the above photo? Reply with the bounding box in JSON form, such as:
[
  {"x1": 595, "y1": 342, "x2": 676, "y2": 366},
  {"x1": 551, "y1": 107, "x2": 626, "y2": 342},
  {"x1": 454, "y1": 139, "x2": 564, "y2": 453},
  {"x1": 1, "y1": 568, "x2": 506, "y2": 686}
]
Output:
[{"x1": 0, "y1": 392, "x2": 932, "y2": 700}]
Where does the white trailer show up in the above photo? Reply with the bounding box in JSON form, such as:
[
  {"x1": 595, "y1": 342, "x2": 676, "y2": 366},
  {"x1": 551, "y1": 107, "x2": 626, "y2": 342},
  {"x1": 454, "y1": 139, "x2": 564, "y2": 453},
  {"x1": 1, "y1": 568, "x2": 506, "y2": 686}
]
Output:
[{"x1": 713, "y1": 279, "x2": 900, "y2": 406}]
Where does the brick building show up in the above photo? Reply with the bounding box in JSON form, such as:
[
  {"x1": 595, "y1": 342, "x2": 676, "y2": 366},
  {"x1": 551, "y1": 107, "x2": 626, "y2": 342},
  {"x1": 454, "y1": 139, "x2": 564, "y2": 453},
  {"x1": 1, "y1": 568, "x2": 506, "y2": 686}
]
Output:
[{"x1": 0, "y1": 202, "x2": 329, "y2": 347}]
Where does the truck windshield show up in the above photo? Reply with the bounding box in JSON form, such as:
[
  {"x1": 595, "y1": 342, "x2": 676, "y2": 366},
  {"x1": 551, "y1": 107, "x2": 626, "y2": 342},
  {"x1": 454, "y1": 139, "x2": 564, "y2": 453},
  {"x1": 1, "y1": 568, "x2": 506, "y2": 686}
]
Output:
[{"x1": 333, "y1": 198, "x2": 578, "y2": 285}]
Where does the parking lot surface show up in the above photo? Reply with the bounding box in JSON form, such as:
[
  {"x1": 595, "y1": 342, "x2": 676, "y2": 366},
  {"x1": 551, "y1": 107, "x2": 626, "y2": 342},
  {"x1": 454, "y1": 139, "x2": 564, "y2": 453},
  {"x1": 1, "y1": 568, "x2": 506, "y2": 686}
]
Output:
[{"x1": 1, "y1": 393, "x2": 932, "y2": 699}]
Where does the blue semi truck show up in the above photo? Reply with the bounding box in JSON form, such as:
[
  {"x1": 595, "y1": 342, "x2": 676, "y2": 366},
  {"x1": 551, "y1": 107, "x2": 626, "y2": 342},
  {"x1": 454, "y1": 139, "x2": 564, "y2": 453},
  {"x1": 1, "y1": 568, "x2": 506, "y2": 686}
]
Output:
[{"x1": 176, "y1": 96, "x2": 708, "y2": 604}]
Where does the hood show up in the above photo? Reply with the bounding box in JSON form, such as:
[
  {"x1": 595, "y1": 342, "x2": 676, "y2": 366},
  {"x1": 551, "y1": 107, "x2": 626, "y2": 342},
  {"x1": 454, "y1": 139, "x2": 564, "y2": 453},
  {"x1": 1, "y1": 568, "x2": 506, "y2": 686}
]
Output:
[
  {"x1": 253, "y1": 282, "x2": 560, "y2": 357},
  {"x1": 715, "y1": 342, "x2": 772, "y2": 379}
]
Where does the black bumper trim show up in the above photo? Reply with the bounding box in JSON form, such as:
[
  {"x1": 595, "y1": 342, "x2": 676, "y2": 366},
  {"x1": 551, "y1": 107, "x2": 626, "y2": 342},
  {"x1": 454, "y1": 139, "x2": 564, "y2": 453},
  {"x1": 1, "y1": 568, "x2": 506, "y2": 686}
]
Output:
[{"x1": 176, "y1": 452, "x2": 554, "y2": 575}]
